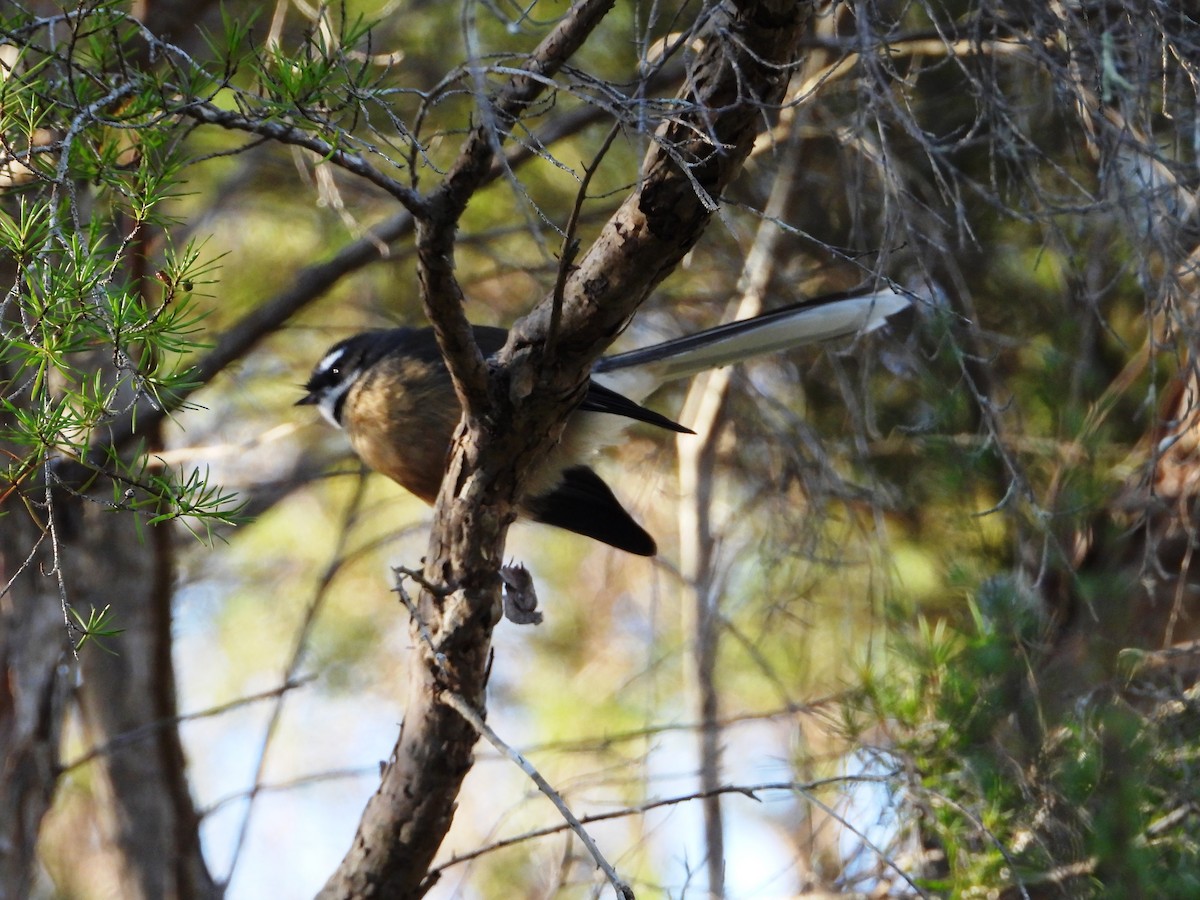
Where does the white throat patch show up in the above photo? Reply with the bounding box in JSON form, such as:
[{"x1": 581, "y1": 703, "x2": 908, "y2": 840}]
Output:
[{"x1": 312, "y1": 348, "x2": 355, "y2": 429}]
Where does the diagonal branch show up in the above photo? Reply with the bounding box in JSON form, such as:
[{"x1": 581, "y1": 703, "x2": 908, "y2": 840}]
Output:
[
  {"x1": 440, "y1": 690, "x2": 633, "y2": 899},
  {"x1": 179, "y1": 101, "x2": 430, "y2": 216},
  {"x1": 418, "y1": 0, "x2": 620, "y2": 419},
  {"x1": 320, "y1": 3, "x2": 814, "y2": 899}
]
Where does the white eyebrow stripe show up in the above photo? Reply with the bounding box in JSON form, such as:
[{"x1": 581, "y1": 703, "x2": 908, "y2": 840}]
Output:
[{"x1": 316, "y1": 347, "x2": 347, "y2": 374}]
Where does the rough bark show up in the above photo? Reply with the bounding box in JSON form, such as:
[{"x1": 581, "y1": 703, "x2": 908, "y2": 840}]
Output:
[
  {"x1": 319, "y1": 2, "x2": 813, "y2": 897},
  {"x1": 0, "y1": 5, "x2": 685, "y2": 892},
  {"x1": 0, "y1": 510, "x2": 73, "y2": 898},
  {"x1": 71, "y1": 472, "x2": 221, "y2": 900}
]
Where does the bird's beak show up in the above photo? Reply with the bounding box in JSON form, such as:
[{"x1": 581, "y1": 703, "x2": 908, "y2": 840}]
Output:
[{"x1": 296, "y1": 389, "x2": 318, "y2": 407}]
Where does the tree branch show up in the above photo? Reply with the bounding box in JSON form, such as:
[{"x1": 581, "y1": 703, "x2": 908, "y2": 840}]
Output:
[
  {"x1": 439, "y1": 690, "x2": 633, "y2": 899},
  {"x1": 419, "y1": 0, "x2": 621, "y2": 420},
  {"x1": 179, "y1": 101, "x2": 430, "y2": 217},
  {"x1": 319, "y1": 2, "x2": 813, "y2": 898}
]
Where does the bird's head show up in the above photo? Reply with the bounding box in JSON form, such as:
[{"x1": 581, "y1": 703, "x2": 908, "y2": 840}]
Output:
[{"x1": 297, "y1": 331, "x2": 395, "y2": 428}]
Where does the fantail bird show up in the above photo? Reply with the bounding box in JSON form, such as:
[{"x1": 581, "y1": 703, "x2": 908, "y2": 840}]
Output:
[{"x1": 298, "y1": 288, "x2": 910, "y2": 555}]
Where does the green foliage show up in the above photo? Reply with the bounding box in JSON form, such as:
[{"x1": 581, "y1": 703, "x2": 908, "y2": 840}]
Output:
[
  {"x1": 68, "y1": 603, "x2": 124, "y2": 654},
  {"x1": 863, "y1": 584, "x2": 1200, "y2": 897},
  {"x1": 0, "y1": 7, "x2": 239, "y2": 539},
  {"x1": 251, "y1": 14, "x2": 377, "y2": 112}
]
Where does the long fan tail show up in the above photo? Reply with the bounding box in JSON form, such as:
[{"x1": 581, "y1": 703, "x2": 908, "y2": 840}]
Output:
[
  {"x1": 594, "y1": 287, "x2": 910, "y2": 384},
  {"x1": 524, "y1": 466, "x2": 657, "y2": 556}
]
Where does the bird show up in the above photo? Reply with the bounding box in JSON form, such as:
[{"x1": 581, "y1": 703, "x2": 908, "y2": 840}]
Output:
[{"x1": 298, "y1": 288, "x2": 910, "y2": 556}]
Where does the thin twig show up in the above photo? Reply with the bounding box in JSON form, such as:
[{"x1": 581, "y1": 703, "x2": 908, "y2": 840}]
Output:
[
  {"x1": 440, "y1": 690, "x2": 635, "y2": 900},
  {"x1": 61, "y1": 676, "x2": 316, "y2": 772},
  {"x1": 202, "y1": 765, "x2": 377, "y2": 817},
  {"x1": 429, "y1": 775, "x2": 899, "y2": 877},
  {"x1": 547, "y1": 121, "x2": 622, "y2": 359},
  {"x1": 521, "y1": 692, "x2": 846, "y2": 756},
  {"x1": 422, "y1": 0, "x2": 622, "y2": 417},
  {"x1": 392, "y1": 568, "x2": 447, "y2": 667},
  {"x1": 42, "y1": 463, "x2": 73, "y2": 657},
  {"x1": 179, "y1": 100, "x2": 429, "y2": 217}
]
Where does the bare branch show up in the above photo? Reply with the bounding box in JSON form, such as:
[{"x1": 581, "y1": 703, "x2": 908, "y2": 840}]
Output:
[
  {"x1": 429, "y1": 775, "x2": 896, "y2": 876},
  {"x1": 179, "y1": 101, "x2": 430, "y2": 217},
  {"x1": 420, "y1": 0, "x2": 621, "y2": 420},
  {"x1": 61, "y1": 676, "x2": 315, "y2": 773},
  {"x1": 439, "y1": 690, "x2": 634, "y2": 900}
]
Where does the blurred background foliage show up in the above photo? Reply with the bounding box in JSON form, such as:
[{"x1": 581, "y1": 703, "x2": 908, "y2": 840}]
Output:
[{"x1": 3, "y1": 0, "x2": 1200, "y2": 897}]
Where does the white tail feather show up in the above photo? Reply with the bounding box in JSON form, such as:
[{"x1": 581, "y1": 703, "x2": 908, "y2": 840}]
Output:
[{"x1": 594, "y1": 288, "x2": 910, "y2": 401}]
